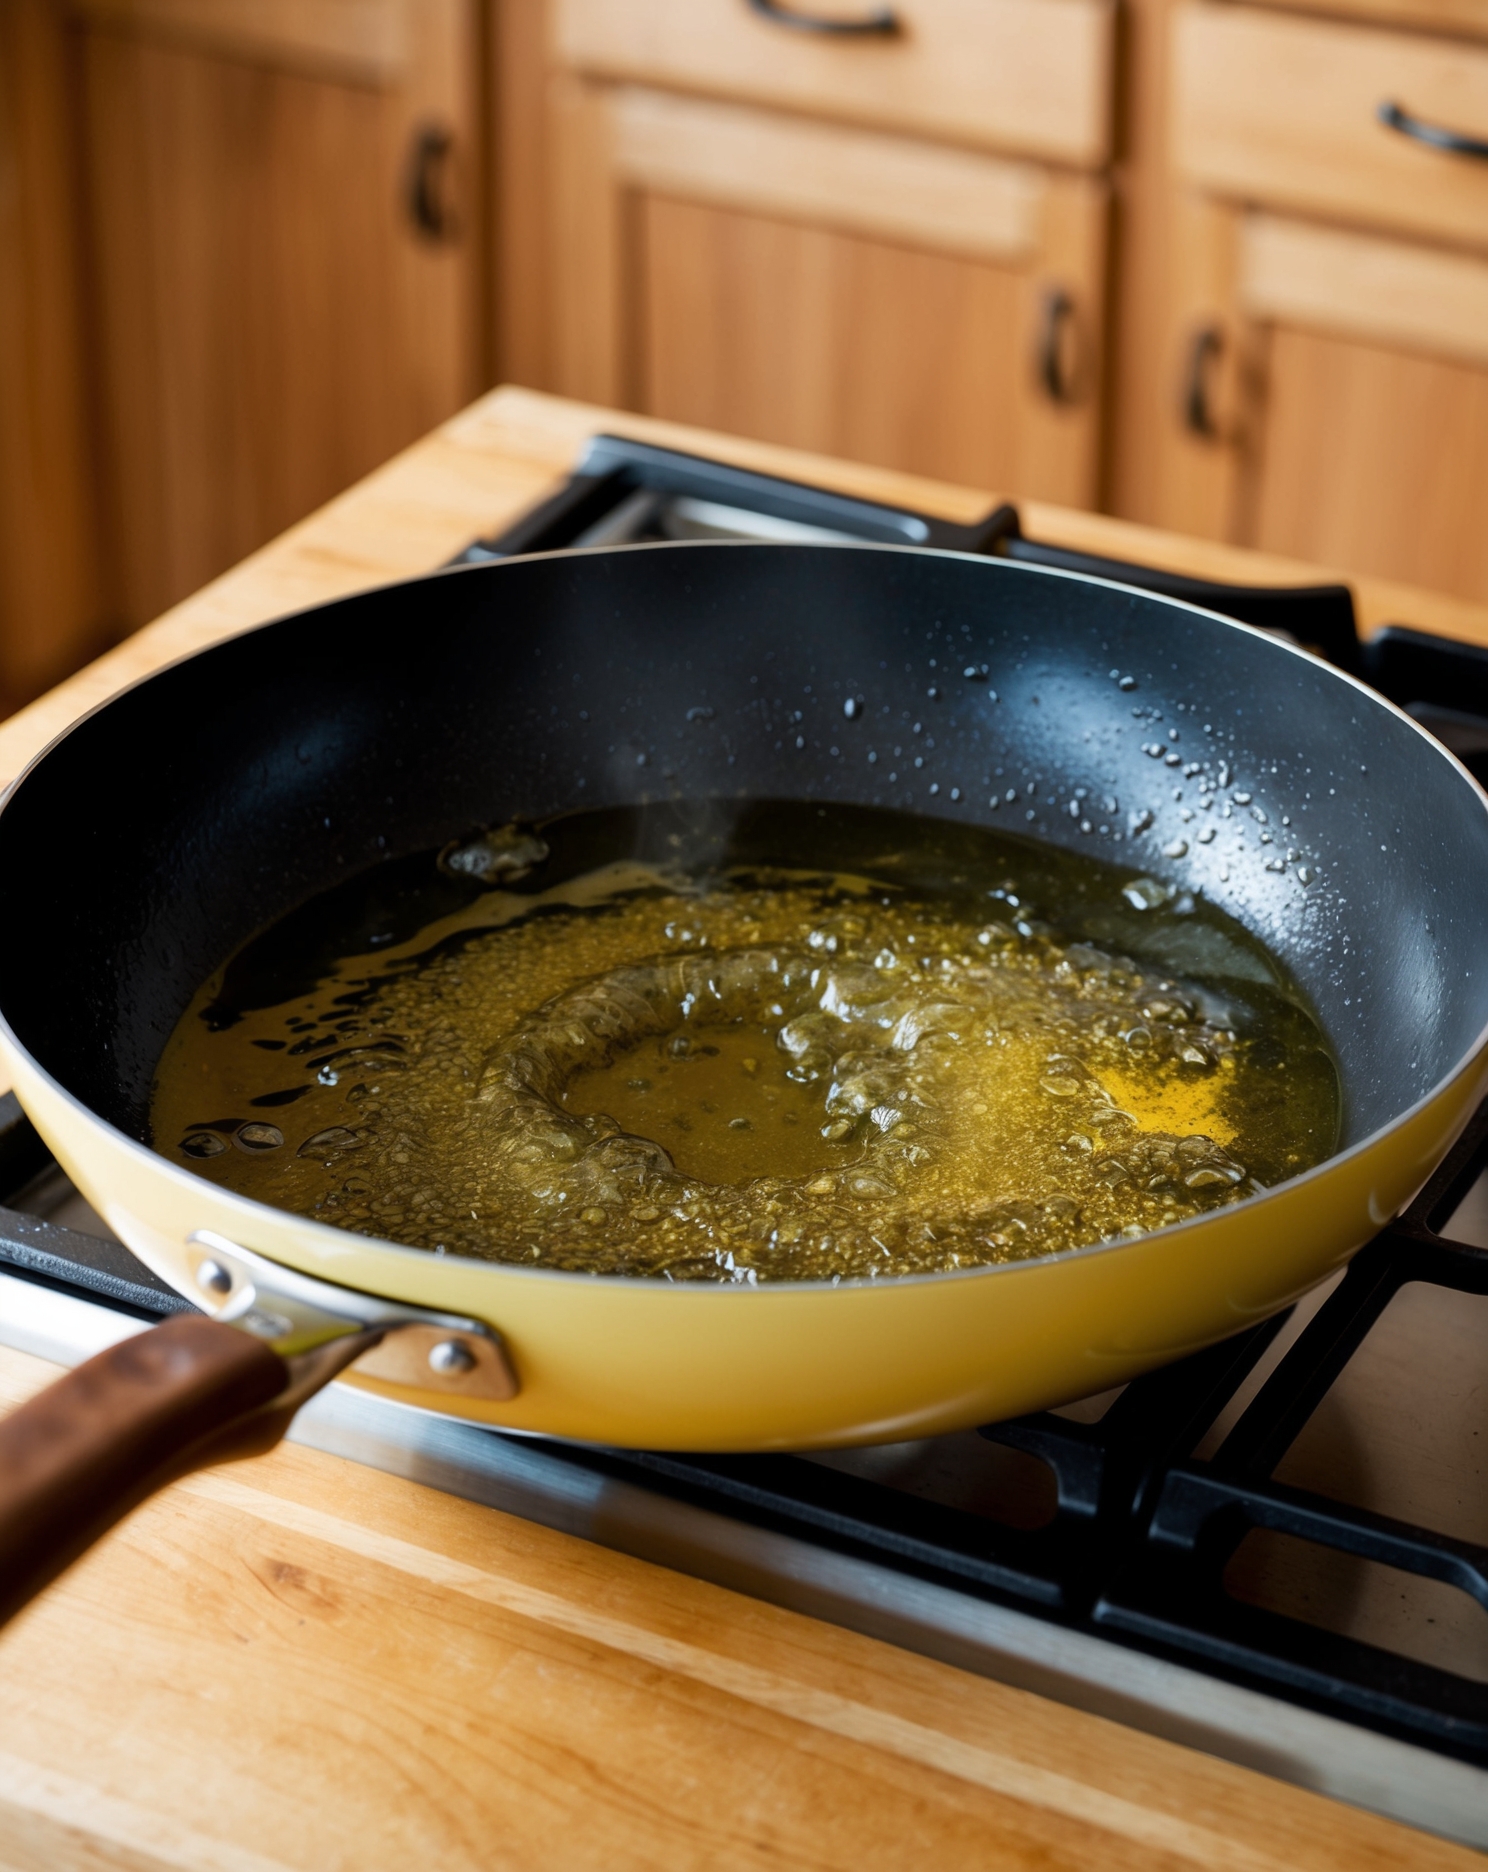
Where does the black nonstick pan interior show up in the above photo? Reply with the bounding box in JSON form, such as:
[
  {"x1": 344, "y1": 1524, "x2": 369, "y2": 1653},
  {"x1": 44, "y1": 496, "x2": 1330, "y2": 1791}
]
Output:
[{"x1": 1, "y1": 542, "x2": 1486, "y2": 1155}]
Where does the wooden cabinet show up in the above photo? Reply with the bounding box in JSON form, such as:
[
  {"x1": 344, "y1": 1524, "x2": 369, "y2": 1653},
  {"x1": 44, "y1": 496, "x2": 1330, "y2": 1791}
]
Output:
[
  {"x1": 1156, "y1": 0, "x2": 1488, "y2": 602},
  {"x1": 75, "y1": 0, "x2": 484, "y2": 633},
  {"x1": 13, "y1": 0, "x2": 1488, "y2": 706},
  {"x1": 553, "y1": 0, "x2": 1113, "y2": 163},
  {"x1": 0, "y1": 0, "x2": 483, "y2": 702},
  {"x1": 546, "y1": 0, "x2": 1114, "y2": 507},
  {"x1": 0, "y1": 2, "x2": 108, "y2": 709}
]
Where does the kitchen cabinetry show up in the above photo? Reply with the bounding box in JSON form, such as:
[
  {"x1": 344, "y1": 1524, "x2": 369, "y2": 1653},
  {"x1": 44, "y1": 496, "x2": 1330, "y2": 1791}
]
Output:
[
  {"x1": 74, "y1": 0, "x2": 484, "y2": 632},
  {"x1": 12, "y1": 0, "x2": 1488, "y2": 710},
  {"x1": 1158, "y1": 1, "x2": 1488, "y2": 601},
  {"x1": 0, "y1": 2, "x2": 106, "y2": 708},
  {"x1": 0, "y1": 0, "x2": 482, "y2": 699},
  {"x1": 541, "y1": 0, "x2": 1488, "y2": 603},
  {"x1": 546, "y1": 0, "x2": 1114, "y2": 506}
]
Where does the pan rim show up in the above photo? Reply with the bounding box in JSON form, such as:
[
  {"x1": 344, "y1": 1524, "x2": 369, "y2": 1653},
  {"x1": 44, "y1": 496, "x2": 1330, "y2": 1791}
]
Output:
[{"x1": 3, "y1": 537, "x2": 1487, "y2": 1298}]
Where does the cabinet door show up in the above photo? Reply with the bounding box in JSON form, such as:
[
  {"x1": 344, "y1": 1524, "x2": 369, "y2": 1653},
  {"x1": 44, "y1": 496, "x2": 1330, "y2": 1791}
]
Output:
[
  {"x1": 1160, "y1": 206, "x2": 1488, "y2": 601},
  {"x1": 551, "y1": 82, "x2": 1108, "y2": 506},
  {"x1": 1159, "y1": 1, "x2": 1488, "y2": 601},
  {"x1": 73, "y1": 0, "x2": 481, "y2": 630},
  {"x1": 1245, "y1": 217, "x2": 1488, "y2": 598},
  {"x1": 0, "y1": 0, "x2": 106, "y2": 708}
]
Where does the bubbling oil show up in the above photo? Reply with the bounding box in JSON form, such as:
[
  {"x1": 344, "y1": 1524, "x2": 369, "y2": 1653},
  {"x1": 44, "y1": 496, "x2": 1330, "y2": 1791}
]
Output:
[{"x1": 150, "y1": 802, "x2": 1340, "y2": 1283}]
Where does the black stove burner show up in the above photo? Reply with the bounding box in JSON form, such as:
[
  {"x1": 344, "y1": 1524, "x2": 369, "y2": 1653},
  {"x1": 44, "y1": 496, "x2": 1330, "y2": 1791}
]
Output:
[{"x1": 2, "y1": 437, "x2": 1486, "y2": 1772}]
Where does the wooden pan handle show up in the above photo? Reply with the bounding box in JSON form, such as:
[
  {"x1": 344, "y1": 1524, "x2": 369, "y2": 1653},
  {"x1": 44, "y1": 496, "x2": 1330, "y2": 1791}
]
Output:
[{"x1": 0, "y1": 1314, "x2": 289, "y2": 1627}]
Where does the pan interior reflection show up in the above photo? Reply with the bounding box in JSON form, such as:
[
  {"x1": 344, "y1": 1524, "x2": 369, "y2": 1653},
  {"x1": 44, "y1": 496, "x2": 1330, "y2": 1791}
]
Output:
[{"x1": 149, "y1": 801, "x2": 1340, "y2": 1284}]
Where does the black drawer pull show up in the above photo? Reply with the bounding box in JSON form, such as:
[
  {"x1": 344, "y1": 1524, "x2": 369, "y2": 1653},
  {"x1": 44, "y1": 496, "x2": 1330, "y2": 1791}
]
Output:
[
  {"x1": 405, "y1": 122, "x2": 461, "y2": 241},
  {"x1": 1037, "y1": 287, "x2": 1081, "y2": 405},
  {"x1": 746, "y1": 0, "x2": 900, "y2": 35},
  {"x1": 1182, "y1": 325, "x2": 1224, "y2": 441},
  {"x1": 1378, "y1": 99, "x2": 1488, "y2": 161}
]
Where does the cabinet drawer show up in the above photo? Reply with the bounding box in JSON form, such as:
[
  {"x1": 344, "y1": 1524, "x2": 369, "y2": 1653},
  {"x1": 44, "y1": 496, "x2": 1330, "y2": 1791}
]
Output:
[
  {"x1": 1173, "y1": 3, "x2": 1488, "y2": 253},
  {"x1": 553, "y1": 0, "x2": 1114, "y2": 168}
]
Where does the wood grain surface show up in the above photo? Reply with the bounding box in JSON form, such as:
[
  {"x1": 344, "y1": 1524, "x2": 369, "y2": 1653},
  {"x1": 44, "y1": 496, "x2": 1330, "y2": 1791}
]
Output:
[
  {"x1": 1241, "y1": 213, "x2": 1488, "y2": 372},
  {"x1": 71, "y1": 0, "x2": 414, "y2": 87},
  {"x1": 0, "y1": 1343, "x2": 1475, "y2": 1872},
  {"x1": 74, "y1": 0, "x2": 482, "y2": 634},
  {"x1": 612, "y1": 85, "x2": 1047, "y2": 265},
  {"x1": 553, "y1": 0, "x2": 1115, "y2": 169},
  {"x1": 0, "y1": 386, "x2": 1485, "y2": 1866},
  {"x1": 1173, "y1": 2, "x2": 1488, "y2": 256},
  {"x1": 0, "y1": 0, "x2": 114, "y2": 711}
]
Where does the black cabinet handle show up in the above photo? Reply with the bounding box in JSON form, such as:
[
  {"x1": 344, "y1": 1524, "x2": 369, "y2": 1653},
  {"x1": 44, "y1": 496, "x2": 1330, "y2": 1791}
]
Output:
[
  {"x1": 746, "y1": 0, "x2": 900, "y2": 35},
  {"x1": 405, "y1": 122, "x2": 460, "y2": 241},
  {"x1": 1378, "y1": 99, "x2": 1488, "y2": 161},
  {"x1": 1182, "y1": 325, "x2": 1224, "y2": 441},
  {"x1": 1037, "y1": 288, "x2": 1081, "y2": 405}
]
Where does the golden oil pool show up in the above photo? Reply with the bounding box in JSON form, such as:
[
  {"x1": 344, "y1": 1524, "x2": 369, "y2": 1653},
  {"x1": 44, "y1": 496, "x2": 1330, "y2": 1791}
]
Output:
[{"x1": 150, "y1": 801, "x2": 1340, "y2": 1282}]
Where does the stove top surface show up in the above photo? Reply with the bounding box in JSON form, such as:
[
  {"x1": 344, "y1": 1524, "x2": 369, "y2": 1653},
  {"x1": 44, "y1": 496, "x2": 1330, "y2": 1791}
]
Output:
[{"x1": 3, "y1": 438, "x2": 1485, "y2": 1849}]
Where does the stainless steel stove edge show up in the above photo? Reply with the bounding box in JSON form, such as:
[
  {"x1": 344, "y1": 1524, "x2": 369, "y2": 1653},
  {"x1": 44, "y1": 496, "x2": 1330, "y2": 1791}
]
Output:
[{"x1": 1, "y1": 1267, "x2": 1482, "y2": 1852}]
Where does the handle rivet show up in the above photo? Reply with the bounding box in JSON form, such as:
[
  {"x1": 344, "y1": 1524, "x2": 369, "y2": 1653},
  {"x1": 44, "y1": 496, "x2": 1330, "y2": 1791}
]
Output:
[
  {"x1": 195, "y1": 1259, "x2": 234, "y2": 1296},
  {"x1": 428, "y1": 1337, "x2": 476, "y2": 1375}
]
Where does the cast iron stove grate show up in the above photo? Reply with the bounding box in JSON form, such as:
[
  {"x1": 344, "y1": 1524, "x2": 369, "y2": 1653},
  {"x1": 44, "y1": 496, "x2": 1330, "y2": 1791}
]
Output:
[{"x1": 555, "y1": 1106, "x2": 1488, "y2": 1768}]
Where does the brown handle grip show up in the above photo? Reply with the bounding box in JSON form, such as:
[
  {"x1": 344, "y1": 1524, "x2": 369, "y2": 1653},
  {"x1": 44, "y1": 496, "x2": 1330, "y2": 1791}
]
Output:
[{"x1": 0, "y1": 1314, "x2": 288, "y2": 1627}]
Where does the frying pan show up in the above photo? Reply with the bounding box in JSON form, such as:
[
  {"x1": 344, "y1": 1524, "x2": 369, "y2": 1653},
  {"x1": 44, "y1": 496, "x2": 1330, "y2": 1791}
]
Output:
[{"x1": 0, "y1": 540, "x2": 1485, "y2": 1625}]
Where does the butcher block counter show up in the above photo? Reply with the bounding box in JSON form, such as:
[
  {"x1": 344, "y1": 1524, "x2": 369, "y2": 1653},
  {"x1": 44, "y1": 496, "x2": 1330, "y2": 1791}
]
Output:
[{"x1": 0, "y1": 388, "x2": 1482, "y2": 1872}]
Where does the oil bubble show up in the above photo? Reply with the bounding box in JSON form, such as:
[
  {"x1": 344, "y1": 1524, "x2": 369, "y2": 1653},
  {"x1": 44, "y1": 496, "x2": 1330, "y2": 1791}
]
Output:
[
  {"x1": 440, "y1": 823, "x2": 550, "y2": 888},
  {"x1": 298, "y1": 1126, "x2": 361, "y2": 1161},
  {"x1": 234, "y1": 1123, "x2": 284, "y2": 1153},
  {"x1": 1122, "y1": 877, "x2": 1175, "y2": 911}
]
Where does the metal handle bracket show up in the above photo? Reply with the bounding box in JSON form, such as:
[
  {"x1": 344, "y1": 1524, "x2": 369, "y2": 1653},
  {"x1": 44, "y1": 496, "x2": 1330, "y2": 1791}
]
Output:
[{"x1": 186, "y1": 1231, "x2": 518, "y2": 1402}]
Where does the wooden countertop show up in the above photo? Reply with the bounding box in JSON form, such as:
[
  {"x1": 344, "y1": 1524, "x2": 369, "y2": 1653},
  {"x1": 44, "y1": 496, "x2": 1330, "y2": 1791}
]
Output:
[{"x1": 0, "y1": 389, "x2": 1480, "y2": 1870}]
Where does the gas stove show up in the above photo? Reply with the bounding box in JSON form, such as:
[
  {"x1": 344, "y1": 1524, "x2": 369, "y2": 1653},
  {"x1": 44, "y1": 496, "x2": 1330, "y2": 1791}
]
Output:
[{"x1": 3, "y1": 439, "x2": 1485, "y2": 1849}]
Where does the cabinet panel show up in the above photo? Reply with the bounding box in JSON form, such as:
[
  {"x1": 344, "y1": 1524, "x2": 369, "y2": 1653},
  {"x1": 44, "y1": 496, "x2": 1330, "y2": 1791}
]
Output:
[
  {"x1": 552, "y1": 79, "x2": 1106, "y2": 505},
  {"x1": 639, "y1": 197, "x2": 1035, "y2": 490},
  {"x1": 1240, "y1": 213, "x2": 1488, "y2": 370},
  {"x1": 72, "y1": 0, "x2": 409, "y2": 84},
  {"x1": 555, "y1": 0, "x2": 1114, "y2": 168},
  {"x1": 613, "y1": 87, "x2": 1045, "y2": 265},
  {"x1": 1174, "y1": 4, "x2": 1488, "y2": 255},
  {"x1": 78, "y1": 1, "x2": 479, "y2": 631},
  {"x1": 1252, "y1": 326, "x2": 1488, "y2": 601},
  {"x1": 1238, "y1": 0, "x2": 1488, "y2": 38},
  {"x1": 0, "y1": 0, "x2": 108, "y2": 707},
  {"x1": 1149, "y1": 196, "x2": 1488, "y2": 599}
]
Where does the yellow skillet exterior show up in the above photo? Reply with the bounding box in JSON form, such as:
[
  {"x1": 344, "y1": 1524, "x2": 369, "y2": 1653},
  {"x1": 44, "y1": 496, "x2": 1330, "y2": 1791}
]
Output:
[{"x1": 7, "y1": 1036, "x2": 1486, "y2": 1451}]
